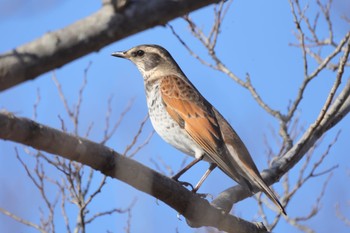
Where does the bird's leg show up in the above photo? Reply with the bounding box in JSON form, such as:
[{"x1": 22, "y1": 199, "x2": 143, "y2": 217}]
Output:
[
  {"x1": 172, "y1": 155, "x2": 204, "y2": 190},
  {"x1": 193, "y1": 163, "x2": 217, "y2": 193},
  {"x1": 172, "y1": 155, "x2": 204, "y2": 181}
]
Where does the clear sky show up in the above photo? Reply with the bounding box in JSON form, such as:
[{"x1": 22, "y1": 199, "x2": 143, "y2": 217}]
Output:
[{"x1": 0, "y1": 0, "x2": 349, "y2": 232}]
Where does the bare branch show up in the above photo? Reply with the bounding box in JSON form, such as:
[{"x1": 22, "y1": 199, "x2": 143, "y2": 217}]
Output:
[
  {"x1": 0, "y1": 0, "x2": 221, "y2": 91},
  {"x1": 287, "y1": 32, "x2": 349, "y2": 121},
  {"x1": 73, "y1": 62, "x2": 91, "y2": 135},
  {"x1": 336, "y1": 202, "x2": 350, "y2": 227},
  {"x1": 123, "y1": 114, "x2": 154, "y2": 157},
  {"x1": 324, "y1": 78, "x2": 350, "y2": 130},
  {"x1": 127, "y1": 130, "x2": 154, "y2": 158},
  {"x1": 13, "y1": 148, "x2": 59, "y2": 232},
  {"x1": 59, "y1": 180, "x2": 72, "y2": 233},
  {"x1": 0, "y1": 207, "x2": 45, "y2": 233},
  {"x1": 167, "y1": 23, "x2": 216, "y2": 69},
  {"x1": 53, "y1": 63, "x2": 92, "y2": 136},
  {"x1": 86, "y1": 199, "x2": 136, "y2": 225},
  {"x1": 284, "y1": 173, "x2": 332, "y2": 233},
  {"x1": 124, "y1": 201, "x2": 133, "y2": 233},
  {"x1": 320, "y1": 53, "x2": 350, "y2": 130},
  {"x1": 0, "y1": 111, "x2": 268, "y2": 232},
  {"x1": 289, "y1": 0, "x2": 309, "y2": 78},
  {"x1": 101, "y1": 97, "x2": 134, "y2": 145},
  {"x1": 244, "y1": 73, "x2": 284, "y2": 120},
  {"x1": 212, "y1": 83, "x2": 347, "y2": 212},
  {"x1": 33, "y1": 88, "x2": 41, "y2": 120},
  {"x1": 84, "y1": 176, "x2": 107, "y2": 208}
]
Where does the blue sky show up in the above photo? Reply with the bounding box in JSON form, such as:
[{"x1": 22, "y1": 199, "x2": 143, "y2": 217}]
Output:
[{"x1": 1, "y1": 0, "x2": 349, "y2": 232}]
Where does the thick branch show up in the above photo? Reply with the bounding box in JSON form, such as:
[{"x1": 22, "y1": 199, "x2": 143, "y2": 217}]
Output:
[
  {"x1": 0, "y1": 111, "x2": 267, "y2": 233},
  {"x1": 0, "y1": 0, "x2": 219, "y2": 92},
  {"x1": 212, "y1": 78, "x2": 350, "y2": 211}
]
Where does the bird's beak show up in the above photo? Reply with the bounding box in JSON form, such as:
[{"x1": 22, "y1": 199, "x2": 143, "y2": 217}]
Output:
[{"x1": 111, "y1": 51, "x2": 128, "y2": 59}]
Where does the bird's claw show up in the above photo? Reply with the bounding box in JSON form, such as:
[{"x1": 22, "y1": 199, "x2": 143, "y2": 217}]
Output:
[
  {"x1": 174, "y1": 180, "x2": 211, "y2": 199},
  {"x1": 177, "y1": 181, "x2": 195, "y2": 190}
]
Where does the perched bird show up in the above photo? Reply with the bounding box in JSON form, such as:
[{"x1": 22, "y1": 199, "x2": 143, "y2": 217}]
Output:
[{"x1": 112, "y1": 44, "x2": 286, "y2": 215}]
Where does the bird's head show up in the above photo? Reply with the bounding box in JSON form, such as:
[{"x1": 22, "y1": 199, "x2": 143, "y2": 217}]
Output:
[{"x1": 112, "y1": 44, "x2": 183, "y2": 79}]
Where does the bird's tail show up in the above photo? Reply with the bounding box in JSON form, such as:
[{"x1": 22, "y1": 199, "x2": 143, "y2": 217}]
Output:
[
  {"x1": 260, "y1": 181, "x2": 287, "y2": 216},
  {"x1": 221, "y1": 155, "x2": 287, "y2": 215},
  {"x1": 224, "y1": 144, "x2": 287, "y2": 215},
  {"x1": 254, "y1": 177, "x2": 287, "y2": 215},
  {"x1": 213, "y1": 109, "x2": 286, "y2": 215}
]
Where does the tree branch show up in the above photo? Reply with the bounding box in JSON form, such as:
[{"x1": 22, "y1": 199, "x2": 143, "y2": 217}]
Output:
[
  {"x1": 0, "y1": 207, "x2": 45, "y2": 233},
  {"x1": 211, "y1": 74, "x2": 350, "y2": 212},
  {"x1": 0, "y1": 111, "x2": 267, "y2": 233},
  {"x1": 0, "y1": 0, "x2": 219, "y2": 92}
]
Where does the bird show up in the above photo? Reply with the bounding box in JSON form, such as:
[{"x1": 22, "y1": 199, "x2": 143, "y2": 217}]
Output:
[{"x1": 111, "y1": 44, "x2": 286, "y2": 215}]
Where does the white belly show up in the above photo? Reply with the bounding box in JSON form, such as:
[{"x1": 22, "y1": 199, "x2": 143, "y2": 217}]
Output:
[{"x1": 146, "y1": 85, "x2": 204, "y2": 159}]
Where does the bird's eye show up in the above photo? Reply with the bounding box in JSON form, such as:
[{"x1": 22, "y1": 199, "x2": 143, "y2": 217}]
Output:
[
  {"x1": 131, "y1": 50, "x2": 145, "y2": 57},
  {"x1": 136, "y1": 50, "x2": 144, "y2": 56}
]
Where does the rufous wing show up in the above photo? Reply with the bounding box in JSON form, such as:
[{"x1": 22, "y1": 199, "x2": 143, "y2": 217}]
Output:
[{"x1": 160, "y1": 75, "x2": 236, "y2": 176}]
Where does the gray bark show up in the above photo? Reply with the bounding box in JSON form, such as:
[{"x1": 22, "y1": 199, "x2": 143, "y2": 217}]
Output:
[
  {"x1": 0, "y1": 0, "x2": 219, "y2": 92},
  {"x1": 0, "y1": 111, "x2": 268, "y2": 233}
]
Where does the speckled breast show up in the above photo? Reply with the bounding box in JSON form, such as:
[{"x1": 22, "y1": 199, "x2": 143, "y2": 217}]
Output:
[{"x1": 145, "y1": 80, "x2": 203, "y2": 159}]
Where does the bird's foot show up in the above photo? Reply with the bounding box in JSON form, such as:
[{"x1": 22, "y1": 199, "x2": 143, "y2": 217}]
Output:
[
  {"x1": 173, "y1": 179, "x2": 212, "y2": 199},
  {"x1": 176, "y1": 180, "x2": 195, "y2": 190},
  {"x1": 177, "y1": 181, "x2": 209, "y2": 198}
]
